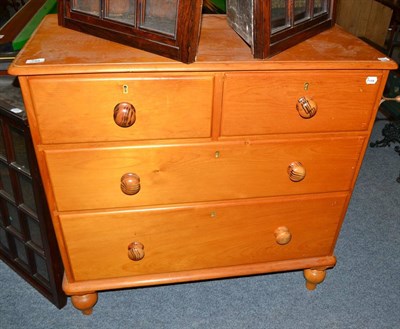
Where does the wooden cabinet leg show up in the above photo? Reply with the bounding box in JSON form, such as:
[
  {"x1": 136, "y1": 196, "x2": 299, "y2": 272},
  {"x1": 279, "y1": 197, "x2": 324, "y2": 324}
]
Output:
[
  {"x1": 303, "y1": 269, "x2": 327, "y2": 290},
  {"x1": 71, "y1": 292, "x2": 98, "y2": 315}
]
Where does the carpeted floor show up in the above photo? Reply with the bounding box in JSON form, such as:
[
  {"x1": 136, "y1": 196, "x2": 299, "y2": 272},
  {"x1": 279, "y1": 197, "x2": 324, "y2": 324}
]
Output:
[{"x1": 0, "y1": 82, "x2": 399, "y2": 329}]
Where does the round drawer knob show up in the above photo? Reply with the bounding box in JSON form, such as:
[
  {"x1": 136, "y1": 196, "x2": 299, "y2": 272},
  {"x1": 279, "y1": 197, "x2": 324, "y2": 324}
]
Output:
[
  {"x1": 128, "y1": 242, "x2": 145, "y2": 261},
  {"x1": 113, "y1": 102, "x2": 136, "y2": 127},
  {"x1": 288, "y1": 161, "x2": 306, "y2": 182},
  {"x1": 121, "y1": 173, "x2": 141, "y2": 195},
  {"x1": 296, "y1": 96, "x2": 317, "y2": 119},
  {"x1": 274, "y1": 226, "x2": 292, "y2": 245}
]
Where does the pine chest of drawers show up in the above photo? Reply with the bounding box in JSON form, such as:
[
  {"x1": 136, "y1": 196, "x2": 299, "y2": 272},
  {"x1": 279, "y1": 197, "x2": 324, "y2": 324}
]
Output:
[{"x1": 9, "y1": 15, "x2": 397, "y2": 314}]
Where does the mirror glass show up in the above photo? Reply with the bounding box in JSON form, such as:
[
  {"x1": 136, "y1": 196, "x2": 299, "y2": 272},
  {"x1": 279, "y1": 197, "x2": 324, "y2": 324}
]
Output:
[
  {"x1": 139, "y1": 0, "x2": 178, "y2": 36},
  {"x1": 271, "y1": 0, "x2": 289, "y2": 32},
  {"x1": 105, "y1": 0, "x2": 136, "y2": 25},
  {"x1": 72, "y1": 0, "x2": 101, "y2": 16},
  {"x1": 294, "y1": 0, "x2": 310, "y2": 23}
]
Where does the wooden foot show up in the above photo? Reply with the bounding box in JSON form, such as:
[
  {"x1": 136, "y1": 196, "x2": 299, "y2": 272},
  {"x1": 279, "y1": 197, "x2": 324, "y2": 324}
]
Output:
[
  {"x1": 303, "y1": 269, "x2": 326, "y2": 290},
  {"x1": 71, "y1": 292, "x2": 98, "y2": 315}
]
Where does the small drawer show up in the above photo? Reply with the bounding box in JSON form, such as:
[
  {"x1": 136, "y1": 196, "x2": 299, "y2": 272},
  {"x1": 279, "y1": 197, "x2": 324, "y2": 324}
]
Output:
[
  {"x1": 59, "y1": 193, "x2": 347, "y2": 282},
  {"x1": 221, "y1": 71, "x2": 382, "y2": 136},
  {"x1": 27, "y1": 74, "x2": 214, "y2": 143},
  {"x1": 44, "y1": 136, "x2": 363, "y2": 211}
]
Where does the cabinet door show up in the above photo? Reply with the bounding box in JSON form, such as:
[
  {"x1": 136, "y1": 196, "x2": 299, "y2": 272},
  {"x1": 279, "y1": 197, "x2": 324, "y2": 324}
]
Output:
[{"x1": 0, "y1": 101, "x2": 66, "y2": 309}]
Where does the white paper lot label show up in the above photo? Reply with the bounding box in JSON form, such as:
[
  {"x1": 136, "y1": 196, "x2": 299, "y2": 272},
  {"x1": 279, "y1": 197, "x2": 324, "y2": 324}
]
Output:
[
  {"x1": 366, "y1": 76, "x2": 378, "y2": 85},
  {"x1": 26, "y1": 58, "x2": 45, "y2": 64}
]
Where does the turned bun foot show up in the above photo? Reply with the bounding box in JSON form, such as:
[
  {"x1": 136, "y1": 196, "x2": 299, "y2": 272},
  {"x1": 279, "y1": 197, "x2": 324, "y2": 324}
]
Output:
[
  {"x1": 71, "y1": 293, "x2": 98, "y2": 315},
  {"x1": 303, "y1": 269, "x2": 326, "y2": 290}
]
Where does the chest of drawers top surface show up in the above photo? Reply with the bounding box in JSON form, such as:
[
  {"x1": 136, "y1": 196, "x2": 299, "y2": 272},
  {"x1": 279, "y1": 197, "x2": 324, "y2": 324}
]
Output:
[{"x1": 8, "y1": 15, "x2": 397, "y2": 76}]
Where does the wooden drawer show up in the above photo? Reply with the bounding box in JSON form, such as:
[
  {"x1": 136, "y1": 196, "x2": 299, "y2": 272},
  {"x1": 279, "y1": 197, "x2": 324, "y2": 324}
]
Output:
[
  {"x1": 44, "y1": 136, "x2": 363, "y2": 211},
  {"x1": 27, "y1": 74, "x2": 214, "y2": 144},
  {"x1": 59, "y1": 193, "x2": 347, "y2": 281},
  {"x1": 221, "y1": 71, "x2": 382, "y2": 136}
]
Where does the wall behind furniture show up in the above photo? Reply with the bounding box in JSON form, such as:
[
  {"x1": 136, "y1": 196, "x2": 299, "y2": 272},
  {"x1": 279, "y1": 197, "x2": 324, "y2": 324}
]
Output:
[{"x1": 336, "y1": 0, "x2": 393, "y2": 47}]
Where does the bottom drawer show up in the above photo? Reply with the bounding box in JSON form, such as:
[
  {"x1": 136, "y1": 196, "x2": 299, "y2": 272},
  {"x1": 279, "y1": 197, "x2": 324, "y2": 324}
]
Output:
[{"x1": 60, "y1": 193, "x2": 348, "y2": 282}]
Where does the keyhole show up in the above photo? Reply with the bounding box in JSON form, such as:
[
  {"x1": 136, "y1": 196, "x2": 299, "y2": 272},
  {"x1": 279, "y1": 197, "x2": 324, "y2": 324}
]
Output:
[{"x1": 123, "y1": 85, "x2": 129, "y2": 94}]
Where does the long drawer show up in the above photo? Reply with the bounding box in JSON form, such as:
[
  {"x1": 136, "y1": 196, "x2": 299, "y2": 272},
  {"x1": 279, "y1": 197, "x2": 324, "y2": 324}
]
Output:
[
  {"x1": 27, "y1": 74, "x2": 214, "y2": 144},
  {"x1": 44, "y1": 136, "x2": 364, "y2": 211},
  {"x1": 221, "y1": 71, "x2": 382, "y2": 136},
  {"x1": 59, "y1": 193, "x2": 348, "y2": 282}
]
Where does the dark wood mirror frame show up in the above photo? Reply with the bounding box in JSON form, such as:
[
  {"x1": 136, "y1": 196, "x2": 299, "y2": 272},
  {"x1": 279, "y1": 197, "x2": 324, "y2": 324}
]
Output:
[
  {"x1": 57, "y1": 0, "x2": 203, "y2": 64},
  {"x1": 227, "y1": 0, "x2": 337, "y2": 59}
]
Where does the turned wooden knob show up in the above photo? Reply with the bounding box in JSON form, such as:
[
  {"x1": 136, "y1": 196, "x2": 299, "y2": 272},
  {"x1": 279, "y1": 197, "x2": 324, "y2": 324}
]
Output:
[
  {"x1": 113, "y1": 102, "x2": 136, "y2": 127},
  {"x1": 274, "y1": 226, "x2": 292, "y2": 245},
  {"x1": 120, "y1": 173, "x2": 141, "y2": 195},
  {"x1": 128, "y1": 242, "x2": 145, "y2": 261},
  {"x1": 296, "y1": 96, "x2": 317, "y2": 119},
  {"x1": 288, "y1": 161, "x2": 306, "y2": 182}
]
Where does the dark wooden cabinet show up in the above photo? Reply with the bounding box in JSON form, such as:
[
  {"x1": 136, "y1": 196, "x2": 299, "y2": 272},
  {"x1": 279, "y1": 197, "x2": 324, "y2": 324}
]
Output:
[
  {"x1": 0, "y1": 94, "x2": 66, "y2": 309},
  {"x1": 226, "y1": 0, "x2": 336, "y2": 58},
  {"x1": 57, "y1": 0, "x2": 203, "y2": 63}
]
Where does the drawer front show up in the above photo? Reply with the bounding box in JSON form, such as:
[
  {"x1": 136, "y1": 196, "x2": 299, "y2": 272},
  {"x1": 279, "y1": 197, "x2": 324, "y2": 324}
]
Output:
[
  {"x1": 60, "y1": 193, "x2": 347, "y2": 281},
  {"x1": 28, "y1": 75, "x2": 214, "y2": 143},
  {"x1": 221, "y1": 71, "x2": 382, "y2": 136},
  {"x1": 45, "y1": 137, "x2": 363, "y2": 211}
]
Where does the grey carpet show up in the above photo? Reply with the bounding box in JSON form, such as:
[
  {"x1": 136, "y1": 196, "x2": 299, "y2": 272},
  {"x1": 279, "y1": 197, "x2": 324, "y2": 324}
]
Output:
[{"x1": 0, "y1": 92, "x2": 399, "y2": 328}]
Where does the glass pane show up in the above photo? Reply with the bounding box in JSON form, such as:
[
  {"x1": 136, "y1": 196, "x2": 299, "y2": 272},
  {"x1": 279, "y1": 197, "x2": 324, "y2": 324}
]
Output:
[
  {"x1": 7, "y1": 203, "x2": 21, "y2": 232},
  {"x1": 106, "y1": 0, "x2": 136, "y2": 26},
  {"x1": 140, "y1": 0, "x2": 178, "y2": 36},
  {"x1": 0, "y1": 122, "x2": 6, "y2": 159},
  {"x1": 27, "y1": 216, "x2": 42, "y2": 248},
  {"x1": 34, "y1": 253, "x2": 49, "y2": 281},
  {"x1": 72, "y1": 0, "x2": 101, "y2": 16},
  {"x1": 271, "y1": 0, "x2": 289, "y2": 32},
  {"x1": 0, "y1": 162, "x2": 13, "y2": 197},
  {"x1": 18, "y1": 175, "x2": 36, "y2": 212},
  {"x1": 14, "y1": 238, "x2": 29, "y2": 264},
  {"x1": 10, "y1": 127, "x2": 30, "y2": 173},
  {"x1": 294, "y1": 0, "x2": 310, "y2": 23},
  {"x1": 0, "y1": 227, "x2": 9, "y2": 250},
  {"x1": 314, "y1": 0, "x2": 327, "y2": 15}
]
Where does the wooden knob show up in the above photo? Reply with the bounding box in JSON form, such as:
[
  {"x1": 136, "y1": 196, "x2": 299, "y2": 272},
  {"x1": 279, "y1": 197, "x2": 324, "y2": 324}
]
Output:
[
  {"x1": 128, "y1": 242, "x2": 145, "y2": 261},
  {"x1": 113, "y1": 102, "x2": 136, "y2": 127},
  {"x1": 274, "y1": 226, "x2": 292, "y2": 245},
  {"x1": 288, "y1": 161, "x2": 306, "y2": 182},
  {"x1": 120, "y1": 173, "x2": 141, "y2": 195},
  {"x1": 296, "y1": 96, "x2": 317, "y2": 118}
]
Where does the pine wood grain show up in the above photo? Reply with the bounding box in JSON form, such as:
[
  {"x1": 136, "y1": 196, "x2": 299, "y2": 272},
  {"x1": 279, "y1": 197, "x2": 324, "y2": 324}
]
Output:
[
  {"x1": 8, "y1": 14, "x2": 397, "y2": 76},
  {"x1": 44, "y1": 137, "x2": 363, "y2": 211},
  {"x1": 59, "y1": 193, "x2": 347, "y2": 281}
]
